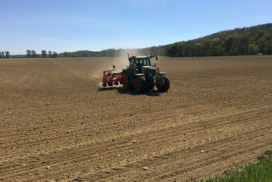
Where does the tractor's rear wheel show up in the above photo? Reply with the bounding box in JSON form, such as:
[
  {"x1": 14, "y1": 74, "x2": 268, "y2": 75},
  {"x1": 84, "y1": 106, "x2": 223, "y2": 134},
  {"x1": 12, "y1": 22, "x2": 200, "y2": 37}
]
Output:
[
  {"x1": 148, "y1": 82, "x2": 155, "y2": 90},
  {"x1": 156, "y1": 74, "x2": 170, "y2": 92},
  {"x1": 134, "y1": 76, "x2": 147, "y2": 93},
  {"x1": 122, "y1": 72, "x2": 131, "y2": 90}
]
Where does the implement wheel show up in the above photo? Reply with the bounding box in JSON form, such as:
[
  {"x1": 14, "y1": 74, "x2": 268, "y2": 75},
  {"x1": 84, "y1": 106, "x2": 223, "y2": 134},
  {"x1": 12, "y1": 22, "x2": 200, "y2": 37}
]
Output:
[{"x1": 134, "y1": 76, "x2": 147, "y2": 93}]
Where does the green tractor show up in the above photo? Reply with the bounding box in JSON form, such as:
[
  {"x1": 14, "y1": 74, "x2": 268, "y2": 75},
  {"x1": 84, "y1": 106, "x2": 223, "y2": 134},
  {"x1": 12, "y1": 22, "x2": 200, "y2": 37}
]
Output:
[{"x1": 122, "y1": 55, "x2": 170, "y2": 93}]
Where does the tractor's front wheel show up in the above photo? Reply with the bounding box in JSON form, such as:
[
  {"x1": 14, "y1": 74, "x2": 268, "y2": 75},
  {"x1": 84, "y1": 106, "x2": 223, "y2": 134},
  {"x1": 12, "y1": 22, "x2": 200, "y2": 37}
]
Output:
[
  {"x1": 122, "y1": 72, "x2": 131, "y2": 90},
  {"x1": 134, "y1": 76, "x2": 147, "y2": 93},
  {"x1": 156, "y1": 74, "x2": 170, "y2": 92}
]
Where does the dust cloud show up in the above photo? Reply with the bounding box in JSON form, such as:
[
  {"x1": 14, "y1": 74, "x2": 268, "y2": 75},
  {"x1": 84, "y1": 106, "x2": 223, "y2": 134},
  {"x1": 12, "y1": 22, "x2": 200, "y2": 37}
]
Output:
[
  {"x1": 90, "y1": 49, "x2": 144, "y2": 78},
  {"x1": 112, "y1": 49, "x2": 145, "y2": 71},
  {"x1": 89, "y1": 49, "x2": 147, "y2": 87}
]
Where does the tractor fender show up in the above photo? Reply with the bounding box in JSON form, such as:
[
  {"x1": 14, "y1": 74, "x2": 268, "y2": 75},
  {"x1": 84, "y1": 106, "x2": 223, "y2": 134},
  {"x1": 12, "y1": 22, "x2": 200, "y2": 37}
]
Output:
[
  {"x1": 134, "y1": 73, "x2": 144, "y2": 84},
  {"x1": 132, "y1": 74, "x2": 145, "y2": 88},
  {"x1": 122, "y1": 69, "x2": 134, "y2": 88},
  {"x1": 134, "y1": 74, "x2": 145, "y2": 83}
]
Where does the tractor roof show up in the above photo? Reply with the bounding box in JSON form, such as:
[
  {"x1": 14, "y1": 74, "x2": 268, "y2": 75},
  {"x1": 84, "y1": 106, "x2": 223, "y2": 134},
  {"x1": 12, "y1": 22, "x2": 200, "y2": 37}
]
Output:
[{"x1": 129, "y1": 56, "x2": 149, "y2": 59}]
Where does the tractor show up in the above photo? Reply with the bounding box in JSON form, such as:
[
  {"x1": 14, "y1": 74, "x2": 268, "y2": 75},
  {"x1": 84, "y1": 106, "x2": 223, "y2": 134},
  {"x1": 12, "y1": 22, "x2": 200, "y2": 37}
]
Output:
[{"x1": 102, "y1": 55, "x2": 170, "y2": 93}]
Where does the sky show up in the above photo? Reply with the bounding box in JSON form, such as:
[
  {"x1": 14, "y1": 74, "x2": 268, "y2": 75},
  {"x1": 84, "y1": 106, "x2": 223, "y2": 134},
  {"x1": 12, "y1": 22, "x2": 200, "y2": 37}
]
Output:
[{"x1": 1, "y1": 0, "x2": 272, "y2": 55}]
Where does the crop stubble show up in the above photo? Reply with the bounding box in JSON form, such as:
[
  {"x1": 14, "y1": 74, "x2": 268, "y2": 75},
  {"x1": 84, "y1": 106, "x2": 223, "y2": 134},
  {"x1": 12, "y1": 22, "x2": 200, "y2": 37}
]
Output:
[{"x1": 0, "y1": 56, "x2": 272, "y2": 181}]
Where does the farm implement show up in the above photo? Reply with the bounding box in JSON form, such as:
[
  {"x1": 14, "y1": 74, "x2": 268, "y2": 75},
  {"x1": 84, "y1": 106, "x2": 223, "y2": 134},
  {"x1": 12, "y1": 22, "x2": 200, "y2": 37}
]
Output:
[
  {"x1": 101, "y1": 66, "x2": 123, "y2": 87},
  {"x1": 102, "y1": 55, "x2": 170, "y2": 93}
]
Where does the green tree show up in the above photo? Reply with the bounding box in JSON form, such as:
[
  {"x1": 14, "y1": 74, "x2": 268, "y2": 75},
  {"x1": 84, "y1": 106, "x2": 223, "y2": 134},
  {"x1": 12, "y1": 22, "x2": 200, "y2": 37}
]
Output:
[
  {"x1": 176, "y1": 42, "x2": 185, "y2": 57},
  {"x1": 257, "y1": 36, "x2": 266, "y2": 53},
  {"x1": 26, "y1": 50, "x2": 31, "y2": 58},
  {"x1": 255, "y1": 29, "x2": 266, "y2": 40},
  {"x1": 31, "y1": 50, "x2": 36, "y2": 58},
  {"x1": 168, "y1": 43, "x2": 178, "y2": 57},
  {"x1": 248, "y1": 44, "x2": 257, "y2": 55},
  {"x1": 222, "y1": 34, "x2": 235, "y2": 55},
  {"x1": 265, "y1": 33, "x2": 272, "y2": 54},
  {"x1": 201, "y1": 40, "x2": 210, "y2": 56},
  {"x1": 195, "y1": 43, "x2": 202, "y2": 57},
  {"x1": 0, "y1": 52, "x2": 2, "y2": 58},
  {"x1": 64, "y1": 51, "x2": 68, "y2": 57},
  {"x1": 53, "y1": 51, "x2": 58, "y2": 58},
  {"x1": 48, "y1": 51, "x2": 52, "y2": 58},
  {"x1": 2, "y1": 51, "x2": 4, "y2": 58},
  {"x1": 236, "y1": 34, "x2": 249, "y2": 55},
  {"x1": 209, "y1": 38, "x2": 221, "y2": 56},
  {"x1": 41, "y1": 50, "x2": 47, "y2": 58},
  {"x1": 5, "y1": 51, "x2": 10, "y2": 58}
]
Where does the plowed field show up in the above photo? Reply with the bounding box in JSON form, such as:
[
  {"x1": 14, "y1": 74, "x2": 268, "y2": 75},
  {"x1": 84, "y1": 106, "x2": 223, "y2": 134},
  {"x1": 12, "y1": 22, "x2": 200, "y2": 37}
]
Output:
[{"x1": 1, "y1": 56, "x2": 272, "y2": 181}]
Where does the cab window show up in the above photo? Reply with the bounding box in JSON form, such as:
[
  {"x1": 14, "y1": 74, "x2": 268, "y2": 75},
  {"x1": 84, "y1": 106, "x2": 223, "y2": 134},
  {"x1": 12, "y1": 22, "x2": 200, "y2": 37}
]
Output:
[
  {"x1": 136, "y1": 58, "x2": 151, "y2": 66},
  {"x1": 129, "y1": 59, "x2": 134, "y2": 65}
]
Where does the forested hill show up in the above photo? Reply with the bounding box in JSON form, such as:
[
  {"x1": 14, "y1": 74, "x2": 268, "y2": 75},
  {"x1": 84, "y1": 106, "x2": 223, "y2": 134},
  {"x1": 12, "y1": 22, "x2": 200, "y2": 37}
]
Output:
[
  {"x1": 165, "y1": 23, "x2": 272, "y2": 57},
  {"x1": 63, "y1": 23, "x2": 272, "y2": 57}
]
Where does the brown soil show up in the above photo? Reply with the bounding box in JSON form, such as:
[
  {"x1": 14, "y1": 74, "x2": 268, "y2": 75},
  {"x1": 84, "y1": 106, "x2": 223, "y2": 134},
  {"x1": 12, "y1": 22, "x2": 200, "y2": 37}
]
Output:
[{"x1": 0, "y1": 56, "x2": 272, "y2": 182}]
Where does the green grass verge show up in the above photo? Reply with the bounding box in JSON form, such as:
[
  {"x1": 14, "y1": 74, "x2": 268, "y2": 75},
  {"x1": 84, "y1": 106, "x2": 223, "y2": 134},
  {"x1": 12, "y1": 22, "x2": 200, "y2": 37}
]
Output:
[{"x1": 175, "y1": 155, "x2": 272, "y2": 182}]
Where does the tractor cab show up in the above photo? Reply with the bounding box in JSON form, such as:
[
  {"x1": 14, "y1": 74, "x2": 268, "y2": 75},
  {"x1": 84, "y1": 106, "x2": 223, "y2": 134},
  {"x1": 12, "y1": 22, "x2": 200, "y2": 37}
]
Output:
[{"x1": 129, "y1": 56, "x2": 152, "y2": 73}]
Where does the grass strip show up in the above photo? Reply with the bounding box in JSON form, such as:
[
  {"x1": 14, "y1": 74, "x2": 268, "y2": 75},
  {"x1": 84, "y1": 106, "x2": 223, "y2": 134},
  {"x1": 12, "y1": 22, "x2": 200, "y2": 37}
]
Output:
[
  {"x1": 203, "y1": 155, "x2": 272, "y2": 182},
  {"x1": 176, "y1": 155, "x2": 272, "y2": 182}
]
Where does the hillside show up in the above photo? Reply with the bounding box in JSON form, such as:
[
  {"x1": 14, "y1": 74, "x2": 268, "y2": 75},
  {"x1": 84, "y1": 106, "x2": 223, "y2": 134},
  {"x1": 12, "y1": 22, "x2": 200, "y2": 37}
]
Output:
[{"x1": 61, "y1": 23, "x2": 272, "y2": 57}]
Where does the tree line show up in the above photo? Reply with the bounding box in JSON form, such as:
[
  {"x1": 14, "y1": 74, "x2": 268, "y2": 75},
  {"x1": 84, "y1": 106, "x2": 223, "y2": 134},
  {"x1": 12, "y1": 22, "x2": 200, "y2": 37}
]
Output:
[
  {"x1": 3, "y1": 23, "x2": 271, "y2": 59},
  {"x1": 165, "y1": 23, "x2": 272, "y2": 57},
  {"x1": 60, "y1": 23, "x2": 272, "y2": 57},
  {"x1": 0, "y1": 51, "x2": 11, "y2": 58},
  {"x1": 26, "y1": 50, "x2": 58, "y2": 58}
]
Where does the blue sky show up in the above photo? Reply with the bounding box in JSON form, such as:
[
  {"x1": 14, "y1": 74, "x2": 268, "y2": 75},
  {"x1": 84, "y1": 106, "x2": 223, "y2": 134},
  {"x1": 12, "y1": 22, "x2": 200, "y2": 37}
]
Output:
[{"x1": 1, "y1": 0, "x2": 271, "y2": 55}]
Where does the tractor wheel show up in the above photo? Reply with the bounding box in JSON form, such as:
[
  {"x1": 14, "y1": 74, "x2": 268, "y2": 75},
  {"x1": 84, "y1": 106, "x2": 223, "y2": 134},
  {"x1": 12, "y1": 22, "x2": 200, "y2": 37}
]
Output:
[
  {"x1": 156, "y1": 74, "x2": 170, "y2": 92},
  {"x1": 134, "y1": 76, "x2": 147, "y2": 93},
  {"x1": 122, "y1": 72, "x2": 131, "y2": 90}
]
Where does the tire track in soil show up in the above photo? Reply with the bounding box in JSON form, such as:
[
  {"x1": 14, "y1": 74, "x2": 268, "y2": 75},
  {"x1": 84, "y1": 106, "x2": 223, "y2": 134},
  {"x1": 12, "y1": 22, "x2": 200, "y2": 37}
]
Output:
[
  {"x1": 102, "y1": 135, "x2": 272, "y2": 182},
  {"x1": 1, "y1": 105, "x2": 271, "y2": 181},
  {"x1": 139, "y1": 138, "x2": 272, "y2": 182},
  {"x1": 2, "y1": 127, "x2": 271, "y2": 181},
  {"x1": 25, "y1": 117, "x2": 272, "y2": 181},
  {"x1": 0, "y1": 100, "x2": 267, "y2": 140},
  {"x1": 69, "y1": 109, "x2": 272, "y2": 181},
  {"x1": 1, "y1": 104, "x2": 270, "y2": 157},
  {"x1": 52, "y1": 61, "x2": 97, "y2": 81},
  {"x1": 1, "y1": 57, "x2": 272, "y2": 181},
  {"x1": 1, "y1": 104, "x2": 267, "y2": 152}
]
